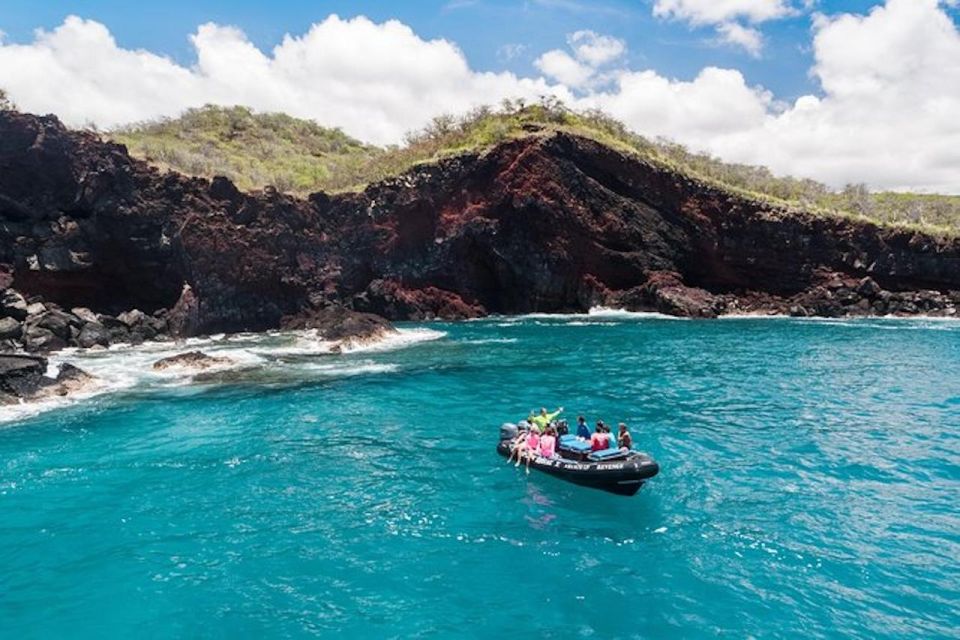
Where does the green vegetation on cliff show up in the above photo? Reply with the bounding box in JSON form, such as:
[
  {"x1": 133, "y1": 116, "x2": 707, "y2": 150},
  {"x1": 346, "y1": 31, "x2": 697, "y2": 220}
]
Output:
[
  {"x1": 109, "y1": 101, "x2": 960, "y2": 233},
  {"x1": 111, "y1": 106, "x2": 378, "y2": 193}
]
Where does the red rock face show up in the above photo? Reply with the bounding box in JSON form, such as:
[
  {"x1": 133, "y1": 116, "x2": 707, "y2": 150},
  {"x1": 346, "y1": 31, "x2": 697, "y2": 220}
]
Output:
[{"x1": 1, "y1": 110, "x2": 958, "y2": 335}]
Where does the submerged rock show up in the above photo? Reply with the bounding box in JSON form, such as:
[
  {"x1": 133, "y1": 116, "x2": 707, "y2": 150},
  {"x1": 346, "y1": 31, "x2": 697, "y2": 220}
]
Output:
[{"x1": 152, "y1": 351, "x2": 234, "y2": 371}]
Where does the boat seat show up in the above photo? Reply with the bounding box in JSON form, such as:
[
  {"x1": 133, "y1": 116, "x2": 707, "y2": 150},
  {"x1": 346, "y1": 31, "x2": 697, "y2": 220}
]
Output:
[
  {"x1": 558, "y1": 435, "x2": 592, "y2": 454},
  {"x1": 588, "y1": 448, "x2": 628, "y2": 462}
]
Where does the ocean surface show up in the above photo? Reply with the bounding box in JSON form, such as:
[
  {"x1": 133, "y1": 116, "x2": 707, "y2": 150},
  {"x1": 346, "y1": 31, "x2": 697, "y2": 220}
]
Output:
[{"x1": 1, "y1": 311, "x2": 958, "y2": 639}]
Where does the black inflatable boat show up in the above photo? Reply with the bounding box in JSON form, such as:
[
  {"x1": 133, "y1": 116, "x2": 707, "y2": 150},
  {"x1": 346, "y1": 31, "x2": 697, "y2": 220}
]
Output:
[{"x1": 496, "y1": 423, "x2": 659, "y2": 496}]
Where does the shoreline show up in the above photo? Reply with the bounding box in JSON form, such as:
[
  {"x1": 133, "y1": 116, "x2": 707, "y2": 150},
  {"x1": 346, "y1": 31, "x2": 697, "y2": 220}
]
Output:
[
  {"x1": 2, "y1": 314, "x2": 957, "y2": 425},
  {"x1": 4, "y1": 304, "x2": 960, "y2": 358}
]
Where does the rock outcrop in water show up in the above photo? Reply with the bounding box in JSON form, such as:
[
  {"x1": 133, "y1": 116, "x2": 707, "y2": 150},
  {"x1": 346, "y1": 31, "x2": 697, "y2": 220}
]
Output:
[
  {"x1": 152, "y1": 351, "x2": 234, "y2": 371},
  {"x1": 0, "y1": 354, "x2": 97, "y2": 404},
  {"x1": 1, "y1": 108, "x2": 959, "y2": 353}
]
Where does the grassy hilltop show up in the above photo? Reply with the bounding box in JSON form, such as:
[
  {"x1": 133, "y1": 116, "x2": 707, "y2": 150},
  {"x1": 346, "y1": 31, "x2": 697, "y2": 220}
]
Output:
[{"x1": 110, "y1": 101, "x2": 960, "y2": 234}]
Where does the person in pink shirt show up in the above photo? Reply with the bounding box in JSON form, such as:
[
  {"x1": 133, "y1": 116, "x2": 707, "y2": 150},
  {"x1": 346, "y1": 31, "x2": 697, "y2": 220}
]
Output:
[
  {"x1": 538, "y1": 426, "x2": 558, "y2": 460},
  {"x1": 522, "y1": 429, "x2": 541, "y2": 472}
]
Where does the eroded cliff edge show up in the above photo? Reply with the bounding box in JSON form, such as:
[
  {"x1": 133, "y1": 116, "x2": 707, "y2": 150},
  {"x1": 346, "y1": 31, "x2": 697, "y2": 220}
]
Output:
[{"x1": 2, "y1": 109, "x2": 958, "y2": 348}]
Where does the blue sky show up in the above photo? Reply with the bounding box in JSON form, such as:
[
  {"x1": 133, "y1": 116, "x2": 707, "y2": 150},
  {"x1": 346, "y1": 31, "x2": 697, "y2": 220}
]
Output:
[
  {"x1": 0, "y1": 0, "x2": 922, "y2": 101},
  {"x1": 1, "y1": 1, "x2": 958, "y2": 192}
]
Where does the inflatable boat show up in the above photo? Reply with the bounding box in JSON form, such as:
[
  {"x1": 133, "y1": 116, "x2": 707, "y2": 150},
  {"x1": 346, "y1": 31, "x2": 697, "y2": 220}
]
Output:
[{"x1": 496, "y1": 423, "x2": 659, "y2": 496}]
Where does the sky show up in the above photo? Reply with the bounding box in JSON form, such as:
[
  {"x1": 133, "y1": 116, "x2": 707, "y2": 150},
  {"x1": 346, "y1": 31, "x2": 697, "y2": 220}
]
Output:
[{"x1": 0, "y1": 0, "x2": 958, "y2": 193}]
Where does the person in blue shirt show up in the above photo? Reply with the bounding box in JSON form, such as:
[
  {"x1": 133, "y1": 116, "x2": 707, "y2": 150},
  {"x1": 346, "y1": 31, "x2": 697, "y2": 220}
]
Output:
[{"x1": 575, "y1": 415, "x2": 591, "y2": 440}]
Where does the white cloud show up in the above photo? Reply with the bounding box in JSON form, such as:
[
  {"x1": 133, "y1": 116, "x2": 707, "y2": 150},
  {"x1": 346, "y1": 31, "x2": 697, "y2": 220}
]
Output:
[
  {"x1": 648, "y1": 0, "x2": 960, "y2": 192},
  {"x1": 652, "y1": 0, "x2": 795, "y2": 25},
  {"x1": 0, "y1": 15, "x2": 569, "y2": 145},
  {"x1": 534, "y1": 50, "x2": 594, "y2": 87},
  {"x1": 653, "y1": 0, "x2": 798, "y2": 55},
  {"x1": 0, "y1": 2, "x2": 958, "y2": 193},
  {"x1": 584, "y1": 67, "x2": 773, "y2": 141},
  {"x1": 535, "y1": 30, "x2": 626, "y2": 88},
  {"x1": 715, "y1": 22, "x2": 764, "y2": 56},
  {"x1": 567, "y1": 30, "x2": 626, "y2": 66}
]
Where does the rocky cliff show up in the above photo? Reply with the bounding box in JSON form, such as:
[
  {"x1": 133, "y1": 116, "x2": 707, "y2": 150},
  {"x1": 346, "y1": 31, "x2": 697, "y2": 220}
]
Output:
[{"x1": 2, "y1": 109, "x2": 958, "y2": 351}]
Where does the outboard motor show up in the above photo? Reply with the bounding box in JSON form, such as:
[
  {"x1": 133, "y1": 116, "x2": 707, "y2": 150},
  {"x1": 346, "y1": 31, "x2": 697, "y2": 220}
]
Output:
[{"x1": 500, "y1": 423, "x2": 519, "y2": 441}]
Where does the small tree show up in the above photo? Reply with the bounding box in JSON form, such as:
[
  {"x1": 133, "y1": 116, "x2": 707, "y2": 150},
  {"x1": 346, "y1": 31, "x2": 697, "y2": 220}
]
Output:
[{"x1": 0, "y1": 88, "x2": 14, "y2": 111}]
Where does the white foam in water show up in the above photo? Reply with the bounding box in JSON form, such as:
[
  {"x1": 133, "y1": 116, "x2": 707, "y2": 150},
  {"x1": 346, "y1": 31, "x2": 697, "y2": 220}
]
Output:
[
  {"x1": 337, "y1": 327, "x2": 446, "y2": 353},
  {"x1": 587, "y1": 307, "x2": 685, "y2": 320},
  {"x1": 716, "y1": 313, "x2": 790, "y2": 320},
  {"x1": 0, "y1": 327, "x2": 446, "y2": 425},
  {"x1": 298, "y1": 361, "x2": 399, "y2": 376}
]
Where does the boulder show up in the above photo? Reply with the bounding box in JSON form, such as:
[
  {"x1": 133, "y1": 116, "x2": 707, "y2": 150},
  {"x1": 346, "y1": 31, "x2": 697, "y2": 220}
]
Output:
[
  {"x1": 25, "y1": 302, "x2": 46, "y2": 316},
  {"x1": 281, "y1": 307, "x2": 396, "y2": 344},
  {"x1": 46, "y1": 363, "x2": 97, "y2": 396},
  {"x1": 35, "y1": 310, "x2": 77, "y2": 339},
  {"x1": 117, "y1": 309, "x2": 147, "y2": 327},
  {"x1": 615, "y1": 272, "x2": 720, "y2": 318},
  {"x1": 0, "y1": 316, "x2": 22, "y2": 340},
  {"x1": 856, "y1": 277, "x2": 882, "y2": 298},
  {"x1": 152, "y1": 351, "x2": 234, "y2": 370},
  {"x1": 0, "y1": 354, "x2": 48, "y2": 398},
  {"x1": 1, "y1": 289, "x2": 28, "y2": 321},
  {"x1": 98, "y1": 315, "x2": 131, "y2": 343},
  {"x1": 70, "y1": 307, "x2": 100, "y2": 324},
  {"x1": 76, "y1": 322, "x2": 110, "y2": 348},
  {"x1": 2, "y1": 360, "x2": 100, "y2": 401},
  {"x1": 21, "y1": 325, "x2": 66, "y2": 352}
]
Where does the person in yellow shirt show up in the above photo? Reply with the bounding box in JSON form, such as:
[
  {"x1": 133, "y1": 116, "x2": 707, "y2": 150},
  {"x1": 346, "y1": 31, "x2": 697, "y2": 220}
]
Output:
[{"x1": 530, "y1": 406, "x2": 564, "y2": 432}]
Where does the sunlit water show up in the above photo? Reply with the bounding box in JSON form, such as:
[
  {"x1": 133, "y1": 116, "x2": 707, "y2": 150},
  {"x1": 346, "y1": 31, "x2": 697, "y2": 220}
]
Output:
[{"x1": 1, "y1": 313, "x2": 958, "y2": 638}]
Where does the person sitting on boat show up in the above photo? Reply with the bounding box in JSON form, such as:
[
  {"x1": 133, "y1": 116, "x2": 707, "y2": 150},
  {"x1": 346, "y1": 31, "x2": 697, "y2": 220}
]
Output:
[
  {"x1": 506, "y1": 429, "x2": 528, "y2": 466},
  {"x1": 591, "y1": 421, "x2": 610, "y2": 451},
  {"x1": 531, "y1": 406, "x2": 563, "y2": 432},
  {"x1": 617, "y1": 423, "x2": 633, "y2": 450},
  {"x1": 538, "y1": 426, "x2": 559, "y2": 460},
  {"x1": 576, "y1": 415, "x2": 591, "y2": 440},
  {"x1": 512, "y1": 428, "x2": 541, "y2": 473}
]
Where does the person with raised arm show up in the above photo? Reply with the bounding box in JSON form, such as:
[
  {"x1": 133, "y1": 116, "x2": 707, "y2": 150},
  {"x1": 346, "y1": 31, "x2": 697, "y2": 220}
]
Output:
[{"x1": 531, "y1": 406, "x2": 563, "y2": 432}]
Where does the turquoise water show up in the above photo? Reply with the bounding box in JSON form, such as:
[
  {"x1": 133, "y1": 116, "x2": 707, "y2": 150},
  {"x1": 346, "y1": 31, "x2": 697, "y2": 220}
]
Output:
[{"x1": 1, "y1": 314, "x2": 959, "y2": 638}]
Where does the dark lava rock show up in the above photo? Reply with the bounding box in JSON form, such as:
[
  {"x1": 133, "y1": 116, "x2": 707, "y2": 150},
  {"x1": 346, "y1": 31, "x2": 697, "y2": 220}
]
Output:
[
  {"x1": 117, "y1": 309, "x2": 147, "y2": 327},
  {"x1": 22, "y1": 324, "x2": 66, "y2": 352},
  {"x1": 97, "y1": 315, "x2": 131, "y2": 343},
  {"x1": 1, "y1": 289, "x2": 28, "y2": 321},
  {"x1": 281, "y1": 307, "x2": 395, "y2": 343},
  {"x1": 76, "y1": 322, "x2": 110, "y2": 348},
  {"x1": 0, "y1": 316, "x2": 21, "y2": 340},
  {"x1": 152, "y1": 351, "x2": 233, "y2": 370},
  {"x1": 0, "y1": 354, "x2": 96, "y2": 402},
  {"x1": 167, "y1": 285, "x2": 200, "y2": 339},
  {"x1": 35, "y1": 310, "x2": 77, "y2": 339},
  {"x1": 47, "y1": 363, "x2": 97, "y2": 396},
  {"x1": 354, "y1": 280, "x2": 483, "y2": 321},
  {"x1": 0, "y1": 354, "x2": 48, "y2": 401},
  {"x1": 2, "y1": 108, "x2": 960, "y2": 327},
  {"x1": 856, "y1": 277, "x2": 883, "y2": 298},
  {"x1": 70, "y1": 307, "x2": 100, "y2": 324}
]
